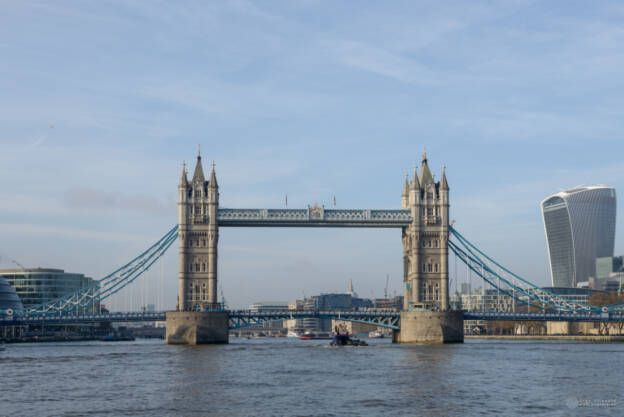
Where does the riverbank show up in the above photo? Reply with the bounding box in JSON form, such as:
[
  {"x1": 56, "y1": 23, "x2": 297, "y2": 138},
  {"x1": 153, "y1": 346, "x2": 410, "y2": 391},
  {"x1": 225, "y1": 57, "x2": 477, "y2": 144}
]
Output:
[{"x1": 467, "y1": 335, "x2": 624, "y2": 342}]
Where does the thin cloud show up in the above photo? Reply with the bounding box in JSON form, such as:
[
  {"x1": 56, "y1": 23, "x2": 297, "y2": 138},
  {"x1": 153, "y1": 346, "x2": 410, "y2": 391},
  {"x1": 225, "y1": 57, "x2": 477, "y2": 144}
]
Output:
[
  {"x1": 64, "y1": 187, "x2": 172, "y2": 215},
  {"x1": 24, "y1": 134, "x2": 47, "y2": 150}
]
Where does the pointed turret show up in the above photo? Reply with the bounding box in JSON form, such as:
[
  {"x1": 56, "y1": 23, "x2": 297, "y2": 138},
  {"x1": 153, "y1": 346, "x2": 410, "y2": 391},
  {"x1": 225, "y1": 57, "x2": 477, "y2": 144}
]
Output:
[
  {"x1": 410, "y1": 164, "x2": 420, "y2": 190},
  {"x1": 402, "y1": 173, "x2": 409, "y2": 196},
  {"x1": 192, "y1": 145, "x2": 205, "y2": 183},
  {"x1": 179, "y1": 161, "x2": 188, "y2": 188},
  {"x1": 208, "y1": 160, "x2": 218, "y2": 188},
  {"x1": 440, "y1": 164, "x2": 449, "y2": 190},
  {"x1": 419, "y1": 148, "x2": 434, "y2": 186}
]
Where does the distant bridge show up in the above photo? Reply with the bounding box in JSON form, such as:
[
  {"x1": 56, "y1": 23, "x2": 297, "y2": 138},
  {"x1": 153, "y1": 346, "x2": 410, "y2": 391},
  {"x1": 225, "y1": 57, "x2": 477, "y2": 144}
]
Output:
[{"x1": 4, "y1": 310, "x2": 624, "y2": 328}]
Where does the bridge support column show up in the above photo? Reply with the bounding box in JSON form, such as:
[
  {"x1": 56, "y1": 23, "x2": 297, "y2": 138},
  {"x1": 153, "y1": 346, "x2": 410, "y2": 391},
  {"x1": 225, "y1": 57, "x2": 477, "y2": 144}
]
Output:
[
  {"x1": 166, "y1": 311, "x2": 229, "y2": 345},
  {"x1": 394, "y1": 310, "x2": 463, "y2": 343}
]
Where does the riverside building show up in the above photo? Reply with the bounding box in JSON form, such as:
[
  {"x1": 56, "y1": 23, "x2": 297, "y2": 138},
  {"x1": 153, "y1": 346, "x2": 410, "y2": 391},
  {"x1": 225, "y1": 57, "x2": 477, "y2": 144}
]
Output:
[
  {"x1": 0, "y1": 268, "x2": 100, "y2": 314},
  {"x1": 541, "y1": 186, "x2": 616, "y2": 288}
]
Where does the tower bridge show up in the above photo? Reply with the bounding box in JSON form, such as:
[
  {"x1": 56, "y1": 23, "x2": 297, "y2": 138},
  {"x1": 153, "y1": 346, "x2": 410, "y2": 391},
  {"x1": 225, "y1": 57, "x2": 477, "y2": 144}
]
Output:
[
  {"x1": 12, "y1": 148, "x2": 624, "y2": 344},
  {"x1": 167, "y1": 148, "x2": 462, "y2": 344}
]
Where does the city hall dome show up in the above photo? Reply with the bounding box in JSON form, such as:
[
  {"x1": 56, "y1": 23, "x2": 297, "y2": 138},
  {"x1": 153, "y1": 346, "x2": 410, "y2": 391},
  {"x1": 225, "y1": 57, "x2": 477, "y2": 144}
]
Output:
[{"x1": 0, "y1": 275, "x2": 24, "y2": 314}]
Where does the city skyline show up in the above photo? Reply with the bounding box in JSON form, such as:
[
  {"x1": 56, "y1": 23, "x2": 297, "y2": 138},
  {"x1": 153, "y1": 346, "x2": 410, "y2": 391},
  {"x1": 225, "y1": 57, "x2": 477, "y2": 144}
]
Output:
[{"x1": 1, "y1": 2, "x2": 624, "y2": 309}]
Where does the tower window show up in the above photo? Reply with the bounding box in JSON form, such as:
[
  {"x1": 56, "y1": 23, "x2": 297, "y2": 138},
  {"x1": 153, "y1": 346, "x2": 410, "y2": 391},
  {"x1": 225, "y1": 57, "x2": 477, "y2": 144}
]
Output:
[
  {"x1": 434, "y1": 264, "x2": 439, "y2": 272},
  {"x1": 195, "y1": 263, "x2": 200, "y2": 271}
]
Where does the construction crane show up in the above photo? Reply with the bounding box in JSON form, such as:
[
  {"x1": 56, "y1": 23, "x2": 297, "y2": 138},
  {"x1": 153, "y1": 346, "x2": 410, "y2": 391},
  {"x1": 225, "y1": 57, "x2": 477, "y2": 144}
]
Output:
[
  {"x1": 384, "y1": 274, "x2": 390, "y2": 299},
  {"x1": 0, "y1": 254, "x2": 26, "y2": 270}
]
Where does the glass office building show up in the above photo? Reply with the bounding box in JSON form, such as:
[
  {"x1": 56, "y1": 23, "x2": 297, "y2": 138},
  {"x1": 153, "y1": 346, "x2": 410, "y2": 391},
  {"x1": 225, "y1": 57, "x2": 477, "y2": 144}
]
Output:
[
  {"x1": 0, "y1": 275, "x2": 24, "y2": 314},
  {"x1": 0, "y1": 268, "x2": 100, "y2": 314},
  {"x1": 541, "y1": 186, "x2": 616, "y2": 288}
]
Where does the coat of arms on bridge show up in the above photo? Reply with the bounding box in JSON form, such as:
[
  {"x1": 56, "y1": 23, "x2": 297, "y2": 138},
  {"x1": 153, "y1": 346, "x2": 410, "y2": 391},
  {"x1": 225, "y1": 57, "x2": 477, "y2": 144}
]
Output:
[{"x1": 308, "y1": 202, "x2": 324, "y2": 220}]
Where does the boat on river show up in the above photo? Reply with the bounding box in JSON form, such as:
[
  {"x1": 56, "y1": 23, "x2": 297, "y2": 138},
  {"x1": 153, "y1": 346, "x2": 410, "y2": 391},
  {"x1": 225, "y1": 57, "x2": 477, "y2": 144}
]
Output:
[{"x1": 298, "y1": 331, "x2": 332, "y2": 340}]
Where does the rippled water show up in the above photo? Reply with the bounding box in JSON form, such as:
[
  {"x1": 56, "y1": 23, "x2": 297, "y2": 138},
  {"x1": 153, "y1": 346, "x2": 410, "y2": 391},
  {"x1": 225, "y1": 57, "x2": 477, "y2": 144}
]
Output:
[{"x1": 2, "y1": 338, "x2": 623, "y2": 416}]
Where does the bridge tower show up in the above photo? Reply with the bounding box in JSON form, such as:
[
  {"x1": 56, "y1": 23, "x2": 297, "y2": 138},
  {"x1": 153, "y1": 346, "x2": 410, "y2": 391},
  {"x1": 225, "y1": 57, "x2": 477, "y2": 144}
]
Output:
[
  {"x1": 177, "y1": 149, "x2": 219, "y2": 311},
  {"x1": 402, "y1": 150, "x2": 449, "y2": 310},
  {"x1": 167, "y1": 147, "x2": 228, "y2": 345},
  {"x1": 396, "y1": 150, "x2": 463, "y2": 343}
]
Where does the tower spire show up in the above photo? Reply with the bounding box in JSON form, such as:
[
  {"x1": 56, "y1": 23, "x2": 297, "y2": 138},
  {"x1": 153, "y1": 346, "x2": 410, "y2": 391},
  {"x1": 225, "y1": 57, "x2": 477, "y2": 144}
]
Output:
[
  {"x1": 179, "y1": 160, "x2": 188, "y2": 187},
  {"x1": 411, "y1": 163, "x2": 420, "y2": 189},
  {"x1": 402, "y1": 172, "x2": 409, "y2": 196},
  {"x1": 192, "y1": 149, "x2": 205, "y2": 183},
  {"x1": 440, "y1": 164, "x2": 449, "y2": 190},
  {"x1": 419, "y1": 148, "x2": 433, "y2": 186},
  {"x1": 209, "y1": 160, "x2": 218, "y2": 188}
]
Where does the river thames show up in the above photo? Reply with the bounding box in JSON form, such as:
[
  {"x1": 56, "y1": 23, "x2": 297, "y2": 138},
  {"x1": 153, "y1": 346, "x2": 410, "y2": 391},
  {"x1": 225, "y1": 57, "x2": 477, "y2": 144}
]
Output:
[{"x1": 2, "y1": 338, "x2": 622, "y2": 416}]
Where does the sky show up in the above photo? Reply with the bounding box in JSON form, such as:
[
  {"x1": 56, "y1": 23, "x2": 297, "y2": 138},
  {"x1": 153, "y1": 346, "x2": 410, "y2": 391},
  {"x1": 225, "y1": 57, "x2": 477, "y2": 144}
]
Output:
[{"x1": 1, "y1": 1, "x2": 623, "y2": 310}]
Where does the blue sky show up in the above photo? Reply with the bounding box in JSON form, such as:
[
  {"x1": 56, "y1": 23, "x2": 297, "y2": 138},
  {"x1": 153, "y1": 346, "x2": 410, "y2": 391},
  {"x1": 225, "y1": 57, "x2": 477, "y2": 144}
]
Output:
[{"x1": 1, "y1": 1, "x2": 623, "y2": 309}]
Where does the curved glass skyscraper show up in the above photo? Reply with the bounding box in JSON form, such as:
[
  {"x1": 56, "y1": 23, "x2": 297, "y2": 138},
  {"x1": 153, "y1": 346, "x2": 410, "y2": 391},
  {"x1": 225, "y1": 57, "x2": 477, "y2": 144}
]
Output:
[{"x1": 541, "y1": 186, "x2": 616, "y2": 287}]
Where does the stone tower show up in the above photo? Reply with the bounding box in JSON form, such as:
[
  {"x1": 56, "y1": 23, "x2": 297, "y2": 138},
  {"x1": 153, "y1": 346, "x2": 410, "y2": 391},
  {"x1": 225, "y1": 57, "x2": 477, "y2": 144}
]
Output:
[
  {"x1": 401, "y1": 150, "x2": 449, "y2": 311},
  {"x1": 177, "y1": 148, "x2": 219, "y2": 311}
]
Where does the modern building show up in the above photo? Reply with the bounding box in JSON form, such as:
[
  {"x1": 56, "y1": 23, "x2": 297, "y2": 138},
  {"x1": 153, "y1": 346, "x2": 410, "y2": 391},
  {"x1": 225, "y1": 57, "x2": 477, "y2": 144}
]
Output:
[
  {"x1": 0, "y1": 268, "x2": 100, "y2": 314},
  {"x1": 541, "y1": 186, "x2": 616, "y2": 288},
  {"x1": 450, "y1": 288, "x2": 514, "y2": 312},
  {"x1": 0, "y1": 275, "x2": 24, "y2": 315},
  {"x1": 594, "y1": 255, "x2": 624, "y2": 291},
  {"x1": 247, "y1": 301, "x2": 289, "y2": 312}
]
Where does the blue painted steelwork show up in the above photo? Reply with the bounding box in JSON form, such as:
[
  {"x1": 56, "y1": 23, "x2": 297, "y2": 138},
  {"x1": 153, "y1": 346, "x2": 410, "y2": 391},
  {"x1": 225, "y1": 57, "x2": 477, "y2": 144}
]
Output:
[
  {"x1": 218, "y1": 208, "x2": 412, "y2": 228},
  {"x1": 0, "y1": 311, "x2": 166, "y2": 326},
  {"x1": 228, "y1": 310, "x2": 401, "y2": 329},
  {"x1": 4, "y1": 309, "x2": 624, "y2": 328},
  {"x1": 25, "y1": 226, "x2": 179, "y2": 316},
  {"x1": 449, "y1": 227, "x2": 620, "y2": 313},
  {"x1": 465, "y1": 311, "x2": 624, "y2": 323}
]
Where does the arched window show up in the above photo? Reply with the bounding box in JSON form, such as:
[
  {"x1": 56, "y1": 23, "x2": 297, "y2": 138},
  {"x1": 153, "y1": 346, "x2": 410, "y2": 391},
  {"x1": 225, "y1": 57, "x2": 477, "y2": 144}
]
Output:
[
  {"x1": 435, "y1": 240, "x2": 439, "y2": 248},
  {"x1": 422, "y1": 263, "x2": 426, "y2": 272},
  {"x1": 428, "y1": 240, "x2": 432, "y2": 247},
  {"x1": 434, "y1": 264, "x2": 439, "y2": 272},
  {"x1": 195, "y1": 263, "x2": 200, "y2": 271},
  {"x1": 427, "y1": 264, "x2": 432, "y2": 272}
]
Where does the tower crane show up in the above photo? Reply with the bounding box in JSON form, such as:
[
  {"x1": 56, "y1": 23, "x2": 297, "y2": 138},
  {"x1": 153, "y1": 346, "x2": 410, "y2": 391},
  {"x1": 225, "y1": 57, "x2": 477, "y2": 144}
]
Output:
[{"x1": 384, "y1": 274, "x2": 390, "y2": 299}]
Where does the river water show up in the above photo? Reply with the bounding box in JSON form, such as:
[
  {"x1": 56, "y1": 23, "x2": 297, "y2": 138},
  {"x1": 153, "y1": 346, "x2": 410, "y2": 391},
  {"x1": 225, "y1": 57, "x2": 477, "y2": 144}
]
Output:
[{"x1": 2, "y1": 338, "x2": 623, "y2": 416}]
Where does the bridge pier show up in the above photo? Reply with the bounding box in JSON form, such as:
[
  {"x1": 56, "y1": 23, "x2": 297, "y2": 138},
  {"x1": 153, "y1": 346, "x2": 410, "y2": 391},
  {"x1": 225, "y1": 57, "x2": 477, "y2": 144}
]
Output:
[
  {"x1": 394, "y1": 310, "x2": 464, "y2": 343},
  {"x1": 166, "y1": 311, "x2": 229, "y2": 345}
]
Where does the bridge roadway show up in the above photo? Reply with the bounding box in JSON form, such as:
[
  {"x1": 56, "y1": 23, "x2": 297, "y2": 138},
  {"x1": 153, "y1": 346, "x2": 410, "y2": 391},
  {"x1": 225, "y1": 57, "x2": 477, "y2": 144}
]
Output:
[{"x1": 3, "y1": 310, "x2": 624, "y2": 328}]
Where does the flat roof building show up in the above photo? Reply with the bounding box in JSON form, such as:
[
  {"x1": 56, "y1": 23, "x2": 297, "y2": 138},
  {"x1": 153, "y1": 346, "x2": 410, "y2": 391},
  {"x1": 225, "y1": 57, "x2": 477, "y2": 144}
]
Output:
[{"x1": 541, "y1": 186, "x2": 616, "y2": 288}]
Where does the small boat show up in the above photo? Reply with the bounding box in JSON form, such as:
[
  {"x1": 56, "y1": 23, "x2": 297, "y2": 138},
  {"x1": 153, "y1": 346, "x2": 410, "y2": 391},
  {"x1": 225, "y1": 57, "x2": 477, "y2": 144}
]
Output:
[
  {"x1": 298, "y1": 331, "x2": 333, "y2": 340},
  {"x1": 330, "y1": 333, "x2": 368, "y2": 346}
]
